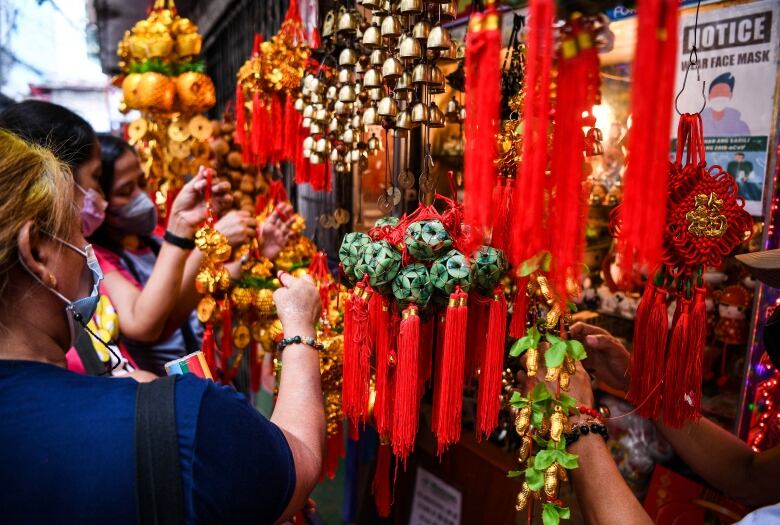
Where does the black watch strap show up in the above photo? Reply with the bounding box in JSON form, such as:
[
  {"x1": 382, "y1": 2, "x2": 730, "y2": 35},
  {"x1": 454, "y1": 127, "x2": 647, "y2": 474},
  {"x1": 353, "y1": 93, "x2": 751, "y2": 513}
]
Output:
[{"x1": 163, "y1": 230, "x2": 196, "y2": 250}]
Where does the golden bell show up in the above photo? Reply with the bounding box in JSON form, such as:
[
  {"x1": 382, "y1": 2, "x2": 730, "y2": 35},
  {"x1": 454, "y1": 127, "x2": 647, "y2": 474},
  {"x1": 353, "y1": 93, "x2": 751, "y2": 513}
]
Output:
[
  {"x1": 330, "y1": 149, "x2": 342, "y2": 162},
  {"x1": 395, "y1": 109, "x2": 414, "y2": 130},
  {"x1": 374, "y1": 0, "x2": 392, "y2": 15},
  {"x1": 427, "y1": 102, "x2": 445, "y2": 128},
  {"x1": 363, "y1": 68, "x2": 384, "y2": 89},
  {"x1": 338, "y1": 68, "x2": 356, "y2": 85},
  {"x1": 315, "y1": 137, "x2": 330, "y2": 153},
  {"x1": 412, "y1": 20, "x2": 431, "y2": 40},
  {"x1": 381, "y1": 15, "x2": 402, "y2": 38},
  {"x1": 343, "y1": 128, "x2": 356, "y2": 144},
  {"x1": 351, "y1": 115, "x2": 363, "y2": 129},
  {"x1": 294, "y1": 97, "x2": 305, "y2": 111},
  {"x1": 368, "y1": 87, "x2": 385, "y2": 101},
  {"x1": 445, "y1": 97, "x2": 460, "y2": 119},
  {"x1": 302, "y1": 145, "x2": 312, "y2": 158},
  {"x1": 363, "y1": 105, "x2": 380, "y2": 126},
  {"x1": 353, "y1": 98, "x2": 364, "y2": 111},
  {"x1": 377, "y1": 96, "x2": 398, "y2": 118},
  {"x1": 362, "y1": 24, "x2": 382, "y2": 48},
  {"x1": 439, "y1": 0, "x2": 458, "y2": 21},
  {"x1": 411, "y1": 100, "x2": 429, "y2": 124},
  {"x1": 355, "y1": 62, "x2": 366, "y2": 74},
  {"x1": 411, "y1": 63, "x2": 432, "y2": 85},
  {"x1": 310, "y1": 93, "x2": 322, "y2": 104},
  {"x1": 370, "y1": 49, "x2": 388, "y2": 66},
  {"x1": 309, "y1": 77, "x2": 323, "y2": 93},
  {"x1": 339, "y1": 84, "x2": 357, "y2": 103},
  {"x1": 394, "y1": 71, "x2": 412, "y2": 92},
  {"x1": 436, "y1": 40, "x2": 459, "y2": 63},
  {"x1": 381, "y1": 56, "x2": 403, "y2": 80},
  {"x1": 394, "y1": 90, "x2": 412, "y2": 102},
  {"x1": 322, "y1": 10, "x2": 336, "y2": 38},
  {"x1": 337, "y1": 10, "x2": 359, "y2": 33},
  {"x1": 430, "y1": 66, "x2": 445, "y2": 89},
  {"x1": 362, "y1": 0, "x2": 381, "y2": 8},
  {"x1": 334, "y1": 100, "x2": 351, "y2": 115},
  {"x1": 399, "y1": 0, "x2": 423, "y2": 15},
  {"x1": 326, "y1": 85, "x2": 338, "y2": 101},
  {"x1": 310, "y1": 122, "x2": 322, "y2": 134},
  {"x1": 302, "y1": 117, "x2": 312, "y2": 128},
  {"x1": 303, "y1": 104, "x2": 315, "y2": 118},
  {"x1": 399, "y1": 34, "x2": 422, "y2": 60},
  {"x1": 427, "y1": 25, "x2": 452, "y2": 51},
  {"x1": 302, "y1": 136, "x2": 314, "y2": 152},
  {"x1": 310, "y1": 152, "x2": 322, "y2": 164},
  {"x1": 339, "y1": 48, "x2": 358, "y2": 67},
  {"x1": 315, "y1": 107, "x2": 328, "y2": 122}
]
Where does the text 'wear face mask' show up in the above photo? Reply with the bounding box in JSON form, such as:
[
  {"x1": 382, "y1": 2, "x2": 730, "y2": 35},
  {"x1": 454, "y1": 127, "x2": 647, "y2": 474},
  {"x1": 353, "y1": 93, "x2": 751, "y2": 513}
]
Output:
[
  {"x1": 76, "y1": 185, "x2": 108, "y2": 237},
  {"x1": 19, "y1": 236, "x2": 103, "y2": 348},
  {"x1": 105, "y1": 191, "x2": 158, "y2": 237}
]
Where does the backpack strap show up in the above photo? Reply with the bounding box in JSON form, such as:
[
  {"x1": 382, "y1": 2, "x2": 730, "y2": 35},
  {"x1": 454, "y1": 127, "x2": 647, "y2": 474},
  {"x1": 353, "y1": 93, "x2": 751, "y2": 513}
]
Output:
[{"x1": 134, "y1": 376, "x2": 184, "y2": 525}]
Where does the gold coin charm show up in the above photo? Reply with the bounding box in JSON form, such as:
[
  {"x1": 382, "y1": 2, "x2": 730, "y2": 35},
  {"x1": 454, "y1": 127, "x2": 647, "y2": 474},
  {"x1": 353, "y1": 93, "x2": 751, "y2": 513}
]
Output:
[
  {"x1": 168, "y1": 120, "x2": 191, "y2": 142},
  {"x1": 233, "y1": 323, "x2": 251, "y2": 349},
  {"x1": 197, "y1": 296, "x2": 217, "y2": 323},
  {"x1": 168, "y1": 140, "x2": 191, "y2": 160},
  {"x1": 128, "y1": 118, "x2": 148, "y2": 144},
  {"x1": 188, "y1": 115, "x2": 212, "y2": 141}
]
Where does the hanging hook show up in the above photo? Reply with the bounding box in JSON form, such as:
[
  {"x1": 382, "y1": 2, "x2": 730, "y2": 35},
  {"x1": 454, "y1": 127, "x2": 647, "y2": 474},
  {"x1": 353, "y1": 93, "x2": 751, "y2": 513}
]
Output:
[{"x1": 674, "y1": 0, "x2": 706, "y2": 115}]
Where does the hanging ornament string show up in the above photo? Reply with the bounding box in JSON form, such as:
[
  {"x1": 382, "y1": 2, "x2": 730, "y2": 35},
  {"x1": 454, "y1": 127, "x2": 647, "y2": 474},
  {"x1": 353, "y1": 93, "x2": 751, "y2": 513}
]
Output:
[{"x1": 674, "y1": 0, "x2": 706, "y2": 116}]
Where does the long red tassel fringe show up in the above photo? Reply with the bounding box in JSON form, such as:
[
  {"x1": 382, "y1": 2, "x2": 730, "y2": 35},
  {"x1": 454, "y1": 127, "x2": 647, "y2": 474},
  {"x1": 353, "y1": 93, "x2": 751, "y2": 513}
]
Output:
[
  {"x1": 392, "y1": 305, "x2": 420, "y2": 465},
  {"x1": 477, "y1": 287, "x2": 507, "y2": 440},
  {"x1": 372, "y1": 442, "x2": 393, "y2": 518}
]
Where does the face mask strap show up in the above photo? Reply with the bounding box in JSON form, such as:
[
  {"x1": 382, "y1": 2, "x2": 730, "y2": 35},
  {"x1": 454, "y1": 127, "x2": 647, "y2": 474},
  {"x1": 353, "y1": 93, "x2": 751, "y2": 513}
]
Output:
[
  {"x1": 17, "y1": 253, "x2": 73, "y2": 305},
  {"x1": 70, "y1": 307, "x2": 124, "y2": 373}
]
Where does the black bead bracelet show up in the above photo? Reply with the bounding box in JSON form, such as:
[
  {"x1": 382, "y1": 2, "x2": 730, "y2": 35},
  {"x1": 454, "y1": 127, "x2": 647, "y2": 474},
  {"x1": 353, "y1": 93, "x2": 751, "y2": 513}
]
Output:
[
  {"x1": 563, "y1": 420, "x2": 609, "y2": 445},
  {"x1": 277, "y1": 335, "x2": 324, "y2": 352}
]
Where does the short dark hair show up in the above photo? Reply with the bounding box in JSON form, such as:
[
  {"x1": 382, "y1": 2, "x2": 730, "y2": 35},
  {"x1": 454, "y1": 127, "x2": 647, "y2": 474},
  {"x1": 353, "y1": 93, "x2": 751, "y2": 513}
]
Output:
[
  {"x1": 709, "y1": 72, "x2": 735, "y2": 94},
  {"x1": 0, "y1": 100, "x2": 97, "y2": 173},
  {"x1": 96, "y1": 133, "x2": 135, "y2": 198}
]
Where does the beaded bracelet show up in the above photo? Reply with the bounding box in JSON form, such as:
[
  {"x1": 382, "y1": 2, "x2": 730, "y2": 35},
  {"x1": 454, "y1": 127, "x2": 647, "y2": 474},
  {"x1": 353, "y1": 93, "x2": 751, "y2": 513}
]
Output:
[
  {"x1": 563, "y1": 418, "x2": 609, "y2": 445},
  {"x1": 277, "y1": 335, "x2": 324, "y2": 352}
]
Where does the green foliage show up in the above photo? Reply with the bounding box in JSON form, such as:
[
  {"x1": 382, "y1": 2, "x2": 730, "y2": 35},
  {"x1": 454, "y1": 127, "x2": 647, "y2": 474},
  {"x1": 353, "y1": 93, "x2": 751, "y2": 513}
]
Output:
[
  {"x1": 129, "y1": 58, "x2": 173, "y2": 76},
  {"x1": 510, "y1": 326, "x2": 541, "y2": 357},
  {"x1": 175, "y1": 60, "x2": 206, "y2": 74},
  {"x1": 518, "y1": 251, "x2": 552, "y2": 277},
  {"x1": 524, "y1": 464, "x2": 544, "y2": 491},
  {"x1": 507, "y1": 470, "x2": 523, "y2": 478},
  {"x1": 568, "y1": 339, "x2": 587, "y2": 360},
  {"x1": 542, "y1": 503, "x2": 571, "y2": 525}
]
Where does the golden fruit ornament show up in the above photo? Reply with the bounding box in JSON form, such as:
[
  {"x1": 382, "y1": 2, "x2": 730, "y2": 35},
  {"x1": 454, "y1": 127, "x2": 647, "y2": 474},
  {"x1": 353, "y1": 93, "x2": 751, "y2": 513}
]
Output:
[
  {"x1": 253, "y1": 289, "x2": 276, "y2": 316},
  {"x1": 175, "y1": 72, "x2": 216, "y2": 113},
  {"x1": 137, "y1": 72, "x2": 175, "y2": 111},
  {"x1": 121, "y1": 73, "x2": 144, "y2": 110}
]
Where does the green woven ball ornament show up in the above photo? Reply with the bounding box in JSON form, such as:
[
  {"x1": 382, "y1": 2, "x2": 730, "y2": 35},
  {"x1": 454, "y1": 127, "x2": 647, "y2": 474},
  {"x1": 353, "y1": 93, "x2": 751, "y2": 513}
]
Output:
[
  {"x1": 404, "y1": 220, "x2": 453, "y2": 261},
  {"x1": 392, "y1": 263, "x2": 433, "y2": 306},
  {"x1": 473, "y1": 246, "x2": 508, "y2": 293},
  {"x1": 430, "y1": 249, "x2": 473, "y2": 295},
  {"x1": 354, "y1": 240, "x2": 402, "y2": 287},
  {"x1": 338, "y1": 232, "x2": 371, "y2": 281},
  {"x1": 376, "y1": 216, "x2": 400, "y2": 228}
]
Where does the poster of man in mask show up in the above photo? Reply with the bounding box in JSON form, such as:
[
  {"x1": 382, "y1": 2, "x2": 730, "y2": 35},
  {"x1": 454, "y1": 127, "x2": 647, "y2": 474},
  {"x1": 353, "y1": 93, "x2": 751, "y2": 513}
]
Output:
[{"x1": 672, "y1": 0, "x2": 778, "y2": 216}]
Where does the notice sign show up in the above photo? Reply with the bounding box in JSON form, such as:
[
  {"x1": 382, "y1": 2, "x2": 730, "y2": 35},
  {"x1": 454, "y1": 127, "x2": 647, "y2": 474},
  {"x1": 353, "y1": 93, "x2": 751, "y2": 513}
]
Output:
[
  {"x1": 672, "y1": 0, "x2": 779, "y2": 216},
  {"x1": 408, "y1": 467, "x2": 462, "y2": 525}
]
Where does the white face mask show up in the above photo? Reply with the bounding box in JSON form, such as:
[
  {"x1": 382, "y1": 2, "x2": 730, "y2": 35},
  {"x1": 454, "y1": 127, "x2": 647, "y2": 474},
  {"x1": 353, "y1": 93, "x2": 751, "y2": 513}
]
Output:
[{"x1": 709, "y1": 96, "x2": 730, "y2": 112}]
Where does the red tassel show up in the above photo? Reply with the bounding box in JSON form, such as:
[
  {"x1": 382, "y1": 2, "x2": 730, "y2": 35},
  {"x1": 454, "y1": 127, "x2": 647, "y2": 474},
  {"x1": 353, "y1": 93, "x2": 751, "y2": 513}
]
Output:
[
  {"x1": 491, "y1": 176, "x2": 516, "y2": 253},
  {"x1": 235, "y1": 84, "x2": 247, "y2": 149},
  {"x1": 251, "y1": 93, "x2": 264, "y2": 165},
  {"x1": 374, "y1": 298, "x2": 393, "y2": 439},
  {"x1": 201, "y1": 324, "x2": 216, "y2": 374},
  {"x1": 629, "y1": 280, "x2": 668, "y2": 419},
  {"x1": 322, "y1": 426, "x2": 344, "y2": 480},
  {"x1": 616, "y1": 0, "x2": 678, "y2": 279},
  {"x1": 282, "y1": 95, "x2": 299, "y2": 161},
  {"x1": 464, "y1": 6, "x2": 502, "y2": 249},
  {"x1": 627, "y1": 280, "x2": 655, "y2": 402},
  {"x1": 477, "y1": 288, "x2": 507, "y2": 440},
  {"x1": 271, "y1": 94, "x2": 283, "y2": 162},
  {"x1": 419, "y1": 317, "x2": 434, "y2": 385},
  {"x1": 220, "y1": 298, "x2": 233, "y2": 380},
  {"x1": 392, "y1": 305, "x2": 420, "y2": 465},
  {"x1": 433, "y1": 288, "x2": 468, "y2": 454},
  {"x1": 350, "y1": 280, "x2": 373, "y2": 427},
  {"x1": 510, "y1": 0, "x2": 554, "y2": 266},
  {"x1": 679, "y1": 286, "x2": 707, "y2": 421},
  {"x1": 163, "y1": 186, "x2": 180, "y2": 227},
  {"x1": 548, "y1": 20, "x2": 592, "y2": 295},
  {"x1": 341, "y1": 291, "x2": 358, "y2": 424},
  {"x1": 509, "y1": 276, "x2": 530, "y2": 339},
  {"x1": 372, "y1": 442, "x2": 393, "y2": 518},
  {"x1": 663, "y1": 295, "x2": 693, "y2": 427}
]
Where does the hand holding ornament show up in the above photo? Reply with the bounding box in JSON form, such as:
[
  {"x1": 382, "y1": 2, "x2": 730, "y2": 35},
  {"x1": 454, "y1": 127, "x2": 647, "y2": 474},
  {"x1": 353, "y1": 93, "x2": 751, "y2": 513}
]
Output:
[
  {"x1": 273, "y1": 272, "x2": 321, "y2": 338},
  {"x1": 215, "y1": 210, "x2": 257, "y2": 248},
  {"x1": 168, "y1": 168, "x2": 232, "y2": 239},
  {"x1": 570, "y1": 322, "x2": 631, "y2": 393},
  {"x1": 260, "y1": 203, "x2": 297, "y2": 260}
]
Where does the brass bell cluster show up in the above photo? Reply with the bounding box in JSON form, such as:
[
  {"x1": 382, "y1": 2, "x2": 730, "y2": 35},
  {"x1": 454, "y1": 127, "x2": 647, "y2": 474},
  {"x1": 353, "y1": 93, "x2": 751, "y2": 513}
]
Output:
[
  {"x1": 358, "y1": 0, "x2": 458, "y2": 133},
  {"x1": 296, "y1": 5, "x2": 376, "y2": 176}
]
